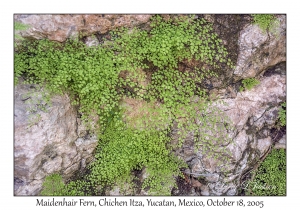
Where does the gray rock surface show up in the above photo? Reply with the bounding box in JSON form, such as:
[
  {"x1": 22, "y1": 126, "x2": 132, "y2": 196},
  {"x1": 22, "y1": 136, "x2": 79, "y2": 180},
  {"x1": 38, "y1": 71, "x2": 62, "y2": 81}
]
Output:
[
  {"x1": 14, "y1": 83, "x2": 97, "y2": 195},
  {"x1": 234, "y1": 15, "x2": 286, "y2": 80},
  {"x1": 176, "y1": 73, "x2": 286, "y2": 196},
  {"x1": 274, "y1": 134, "x2": 286, "y2": 149},
  {"x1": 173, "y1": 15, "x2": 286, "y2": 194},
  {"x1": 14, "y1": 14, "x2": 152, "y2": 42}
]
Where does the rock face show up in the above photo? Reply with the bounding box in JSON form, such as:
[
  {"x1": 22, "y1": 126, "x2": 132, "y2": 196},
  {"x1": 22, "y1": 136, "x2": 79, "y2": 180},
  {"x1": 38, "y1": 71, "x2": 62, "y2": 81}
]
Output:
[
  {"x1": 173, "y1": 15, "x2": 286, "y2": 196},
  {"x1": 174, "y1": 72, "x2": 286, "y2": 195},
  {"x1": 106, "y1": 71, "x2": 286, "y2": 196},
  {"x1": 14, "y1": 83, "x2": 97, "y2": 195},
  {"x1": 233, "y1": 15, "x2": 286, "y2": 80},
  {"x1": 14, "y1": 14, "x2": 152, "y2": 42},
  {"x1": 14, "y1": 14, "x2": 286, "y2": 196}
]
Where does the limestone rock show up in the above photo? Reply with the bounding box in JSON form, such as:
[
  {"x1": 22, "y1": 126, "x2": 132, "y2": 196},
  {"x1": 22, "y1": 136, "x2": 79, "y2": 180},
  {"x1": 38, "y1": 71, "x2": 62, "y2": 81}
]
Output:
[
  {"x1": 14, "y1": 14, "x2": 152, "y2": 42},
  {"x1": 256, "y1": 137, "x2": 272, "y2": 155},
  {"x1": 84, "y1": 35, "x2": 100, "y2": 47},
  {"x1": 234, "y1": 15, "x2": 286, "y2": 80},
  {"x1": 14, "y1": 83, "x2": 97, "y2": 195},
  {"x1": 175, "y1": 73, "x2": 286, "y2": 195},
  {"x1": 274, "y1": 134, "x2": 286, "y2": 149},
  {"x1": 190, "y1": 158, "x2": 205, "y2": 177},
  {"x1": 219, "y1": 74, "x2": 286, "y2": 131},
  {"x1": 205, "y1": 173, "x2": 220, "y2": 183},
  {"x1": 200, "y1": 185, "x2": 210, "y2": 196}
]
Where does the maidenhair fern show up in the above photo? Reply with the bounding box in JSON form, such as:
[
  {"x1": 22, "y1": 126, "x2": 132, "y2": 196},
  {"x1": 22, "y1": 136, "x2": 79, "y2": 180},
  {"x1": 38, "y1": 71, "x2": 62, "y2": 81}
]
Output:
[
  {"x1": 240, "y1": 78, "x2": 260, "y2": 91},
  {"x1": 15, "y1": 14, "x2": 235, "y2": 195},
  {"x1": 88, "y1": 119, "x2": 186, "y2": 195},
  {"x1": 251, "y1": 14, "x2": 279, "y2": 34},
  {"x1": 245, "y1": 149, "x2": 286, "y2": 196},
  {"x1": 14, "y1": 21, "x2": 30, "y2": 41},
  {"x1": 278, "y1": 102, "x2": 286, "y2": 126}
]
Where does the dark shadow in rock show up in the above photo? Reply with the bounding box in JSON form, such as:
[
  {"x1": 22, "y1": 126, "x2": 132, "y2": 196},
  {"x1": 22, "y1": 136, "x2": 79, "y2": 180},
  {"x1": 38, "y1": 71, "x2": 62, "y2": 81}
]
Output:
[{"x1": 263, "y1": 61, "x2": 286, "y2": 77}]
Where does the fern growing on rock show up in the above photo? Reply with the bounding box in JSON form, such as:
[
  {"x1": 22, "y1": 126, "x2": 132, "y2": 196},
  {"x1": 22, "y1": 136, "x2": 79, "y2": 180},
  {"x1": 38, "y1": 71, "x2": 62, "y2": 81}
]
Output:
[{"x1": 15, "y1": 15, "x2": 236, "y2": 195}]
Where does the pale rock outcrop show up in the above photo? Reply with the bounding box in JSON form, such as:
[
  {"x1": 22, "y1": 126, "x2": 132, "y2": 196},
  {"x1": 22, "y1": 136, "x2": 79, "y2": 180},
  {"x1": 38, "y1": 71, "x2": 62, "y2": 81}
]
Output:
[
  {"x1": 14, "y1": 83, "x2": 97, "y2": 195},
  {"x1": 179, "y1": 61, "x2": 286, "y2": 196},
  {"x1": 14, "y1": 14, "x2": 152, "y2": 42},
  {"x1": 177, "y1": 73, "x2": 285, "y2": 196},
  {"x1": 173, "y1": 15, "x2": 286, "y2": 195},
  {"x1": 234, "y1": 15, "x2": 286, "y2": 80}
]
